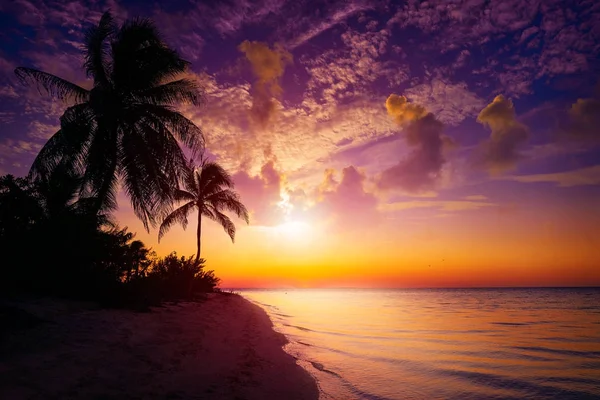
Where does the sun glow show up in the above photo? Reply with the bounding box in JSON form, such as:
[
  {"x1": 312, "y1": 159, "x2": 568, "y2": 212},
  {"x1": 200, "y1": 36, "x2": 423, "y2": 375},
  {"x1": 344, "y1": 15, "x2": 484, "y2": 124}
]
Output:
[{"x1": 276, "y1": 220, "x2": 310, "y2": 238}]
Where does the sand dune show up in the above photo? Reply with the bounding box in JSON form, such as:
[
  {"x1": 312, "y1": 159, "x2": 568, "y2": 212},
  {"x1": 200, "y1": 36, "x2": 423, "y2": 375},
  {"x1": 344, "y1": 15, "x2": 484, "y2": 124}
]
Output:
[{"x1": 0, "y1": 293, "x2": 319, "y2": 399}]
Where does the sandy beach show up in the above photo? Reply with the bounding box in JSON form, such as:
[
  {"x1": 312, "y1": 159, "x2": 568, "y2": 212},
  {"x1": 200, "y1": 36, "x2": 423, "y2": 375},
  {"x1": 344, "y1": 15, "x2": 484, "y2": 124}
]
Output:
[{"x1": 0, "y1": 293, "x2": 319, "y2": 400}]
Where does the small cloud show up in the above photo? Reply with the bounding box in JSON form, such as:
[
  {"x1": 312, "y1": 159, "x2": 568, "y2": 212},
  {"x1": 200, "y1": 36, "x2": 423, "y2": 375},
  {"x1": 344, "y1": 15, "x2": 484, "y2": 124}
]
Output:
[
  {"x1": 318, "y1": 168, "x2": 338, "y2": 195},
  {"x1": 476, "y1": 95, "x2": 529, "y2": 175},
  {"x1": 233, "y1": 160, "x2": 285, "y2": 226},
  {"x1": 464, "y1": 195, "x2": 488, "y2": 201},
  {"x1": 315, "y1": 165, "x2": 379, "y2": 230},
  {"x1": 335, "y1": 137, "x2": 354, "y2": 147},
  {"x1": 28, "y1": 120, "x2": 58, "y2": 140},
  {"x1": 506, "y1": 165, "x2": 600, "y2": 187},
  {"x1": 377, "y1": 95, "x2": 448, "y2": 193},
  {"x1": 384, "y1": 94, "x2": 427, "y2": 125},
  {"x1": 380, "y1": 200, "x2": 495, "y2": 212},
  {"x1": 238, "y1": 41, "x2": 292, "y2": 129},
  {"x1": 563, "y1": 98, "x2": 600, "y2": 142},
  {"x1": 525, "y1": 142, "x2": 587, "y2": 160}
]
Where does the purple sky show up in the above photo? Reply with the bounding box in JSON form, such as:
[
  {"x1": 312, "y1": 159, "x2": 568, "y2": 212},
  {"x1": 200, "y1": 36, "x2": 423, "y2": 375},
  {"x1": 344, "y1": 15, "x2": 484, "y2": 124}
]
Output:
[{"x1": 0, "y1": 0, "x2": 599, "y2": 286}]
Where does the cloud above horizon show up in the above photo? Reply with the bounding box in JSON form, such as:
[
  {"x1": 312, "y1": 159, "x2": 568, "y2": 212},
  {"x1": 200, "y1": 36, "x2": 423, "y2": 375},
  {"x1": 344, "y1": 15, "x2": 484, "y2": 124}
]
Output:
[
  {"x1": 377, "y1": 95, "x2": 449, "y2": 193},
  {"x1": 564, "y1": 97, "x2": 600, "y2": 143},
  {"x1": 476, "y1": 95, "x2": 529, "y2": 175}
]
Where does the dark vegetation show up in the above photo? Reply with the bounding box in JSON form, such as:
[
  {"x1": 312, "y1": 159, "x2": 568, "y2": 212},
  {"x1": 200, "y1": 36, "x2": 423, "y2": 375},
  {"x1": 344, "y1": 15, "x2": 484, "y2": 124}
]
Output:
[
  {"x1": 0, "y1": 170, "x2": 221, "y2": 307},
  {"x1": 1, "y1": 12, "x2": 245, "y2": 308}
]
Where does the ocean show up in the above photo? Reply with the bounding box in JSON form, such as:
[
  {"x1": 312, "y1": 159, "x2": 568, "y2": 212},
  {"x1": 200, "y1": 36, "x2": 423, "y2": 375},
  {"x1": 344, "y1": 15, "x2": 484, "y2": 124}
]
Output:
[{"x1": 239, "y1": 288, "x2": 600, "y2": 399}]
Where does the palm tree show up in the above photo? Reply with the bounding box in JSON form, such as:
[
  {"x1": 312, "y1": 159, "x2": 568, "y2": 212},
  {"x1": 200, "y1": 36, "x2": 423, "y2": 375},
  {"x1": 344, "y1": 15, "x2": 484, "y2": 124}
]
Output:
[
  {"x1": 159, "y1": 160, "x2": 249, "y2": 262},
  {"x1": 15, "y1": 11, "x2": 204, "y2": 229},
  {"x1": 33, "y1": 164, "x2": 115, "y2": 230}
]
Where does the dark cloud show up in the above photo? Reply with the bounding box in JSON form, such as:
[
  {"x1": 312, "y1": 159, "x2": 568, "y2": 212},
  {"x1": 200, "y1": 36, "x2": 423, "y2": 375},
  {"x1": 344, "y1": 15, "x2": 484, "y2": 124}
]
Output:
[
  {"x1": 476, "y1": 95, "x2": 529, "y2": 175},
  {"x1": 563, "y1": 97, "x2": 600, "y2": 142},
  {"x1": 377, "y1": 95, "x2": 448, "y2": 193}
]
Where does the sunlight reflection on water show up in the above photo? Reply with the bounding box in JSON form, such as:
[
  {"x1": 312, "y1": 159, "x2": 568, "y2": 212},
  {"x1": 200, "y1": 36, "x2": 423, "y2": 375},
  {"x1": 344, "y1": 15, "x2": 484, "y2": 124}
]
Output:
[{"x1": 240, "y1": 288, "x2": 600, "y2": 400}]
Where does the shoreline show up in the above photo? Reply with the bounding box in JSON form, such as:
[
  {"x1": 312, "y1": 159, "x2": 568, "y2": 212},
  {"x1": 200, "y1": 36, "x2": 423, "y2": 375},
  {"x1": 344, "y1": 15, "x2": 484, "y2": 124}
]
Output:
[{"x1": 0, "y1": 293, "x2": 319, "y2": 399}]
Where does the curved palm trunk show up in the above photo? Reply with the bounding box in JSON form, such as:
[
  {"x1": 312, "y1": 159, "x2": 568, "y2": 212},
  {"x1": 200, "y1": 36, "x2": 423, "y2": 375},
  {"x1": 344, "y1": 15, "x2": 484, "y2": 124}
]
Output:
[{"x1": 196, "y1": 209, "x2": 202, "y2": 262}]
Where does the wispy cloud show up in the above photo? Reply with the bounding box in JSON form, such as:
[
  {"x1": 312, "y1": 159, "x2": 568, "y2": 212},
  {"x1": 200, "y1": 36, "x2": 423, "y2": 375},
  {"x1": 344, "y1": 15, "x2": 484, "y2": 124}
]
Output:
[
  {"x1": 285, "y1": 1, "x2": 375, "y2": 49},
  {"x1": 405, "y1": 79, "x2": 484, "y2": 126},
  {"x1": 506, "y1": 165, "x2": 600, "y2": 187},
  {"x1": 381, "y1": 199, "x2": 496, "y2": 212}
]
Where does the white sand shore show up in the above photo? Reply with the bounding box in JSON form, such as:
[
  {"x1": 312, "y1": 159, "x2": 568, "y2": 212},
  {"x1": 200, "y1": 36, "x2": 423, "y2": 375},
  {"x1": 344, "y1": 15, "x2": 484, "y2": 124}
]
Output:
[{"x1": 0, "y1": 293, "x2": 319, "y2": 399}]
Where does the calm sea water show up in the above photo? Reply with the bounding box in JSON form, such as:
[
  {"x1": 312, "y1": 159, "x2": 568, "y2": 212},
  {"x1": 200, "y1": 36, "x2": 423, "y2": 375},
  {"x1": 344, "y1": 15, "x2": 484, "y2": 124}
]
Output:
[{"x1": 239, "y1": 288, "x2": 600, "y2": 400}]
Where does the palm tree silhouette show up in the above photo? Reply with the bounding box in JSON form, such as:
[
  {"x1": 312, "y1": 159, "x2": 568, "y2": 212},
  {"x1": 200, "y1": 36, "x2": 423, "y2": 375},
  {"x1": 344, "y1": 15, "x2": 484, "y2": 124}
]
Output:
[
  {"x1": 159, "y1": 159, "x2": 249, "y2": 262},
  {"x1": 33, "y1": 164, "x2": 114, "y2": 230},
  {"x1": 15, "y1": 11, "x2": 204, "y2": 229}
]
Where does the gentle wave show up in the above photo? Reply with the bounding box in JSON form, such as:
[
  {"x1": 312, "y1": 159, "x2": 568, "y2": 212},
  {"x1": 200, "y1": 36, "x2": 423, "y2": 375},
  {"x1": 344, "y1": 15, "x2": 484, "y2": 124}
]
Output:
[
  {"x1": 242, "y1": 288, "x2": 600, "y2": 399},
  {"x1": 513, "y1": 345, "x2": 600, "y2": 358}
]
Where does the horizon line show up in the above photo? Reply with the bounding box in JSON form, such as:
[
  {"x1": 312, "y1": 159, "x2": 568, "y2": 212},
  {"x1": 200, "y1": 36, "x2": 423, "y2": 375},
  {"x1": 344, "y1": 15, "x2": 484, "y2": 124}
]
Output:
[{"x1": 223, "y1": 286, "x2": 600, "y2": 290}]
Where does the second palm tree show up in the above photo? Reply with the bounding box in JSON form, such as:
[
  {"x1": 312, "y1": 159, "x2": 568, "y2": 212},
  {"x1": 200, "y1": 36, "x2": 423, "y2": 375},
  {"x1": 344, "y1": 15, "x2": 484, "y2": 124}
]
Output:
[{"x1": 159, "y1": 160, "x2": 249, "y2": 262}]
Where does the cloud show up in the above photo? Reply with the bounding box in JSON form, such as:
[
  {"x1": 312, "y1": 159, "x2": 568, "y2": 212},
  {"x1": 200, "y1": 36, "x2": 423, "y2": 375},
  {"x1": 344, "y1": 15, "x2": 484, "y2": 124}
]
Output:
[
  {"x1": 314, "y1": 166, "x2": 379, "y2": 229},
  {"x1": 525, "y1": 142, "x2": 587, "y2": 160},
  {"x1": 507, "y1": 165, "x2": 600, "y2": 187},
  {"x1": 232, "y1": 162, "x2": 382, "y2": 231},
  {"x1": 381, "y1": 199, "x2": 496, "y2": 212},
  {"x1": 238, "y1": 41, "x2": 292, "y2": 129},
  {"x1": 27, "y1": 120, "x2": 58, "y2": 140},
  {"x1": 283, "y1": 1, "x2": 374, "y2": 49},
  {"x1": 181, "y1": 71, "x2": 397, "y2": 185},
  {"x1": 464, "y1": 195, "x2": 488, "y2": 201},
  {"x1": 151, "y1": 9, "x2": 205, "y2": 61},
  {"x1": 563, "y1": 98, "x2": 600, "y2": 142},
  {"x1": 233, "y1": 160, "x2": 285, "y2": 226},
  {"x1": 377, "y1": 95, "x2": 448, "y2": 193},
  {"x1": 384, "y1": 94, "x2": 427, "y2": 125},
  {"x1": 385, "y1": 0, "x2": 599, "y2": 97},
  {"x1": 0, "y1": 138, "x2": 42, "y2": 174},
  {"x1": 302, "y1": 26, "x2": 392, "y2": 105},
  {"x1": 190, "y1": 0, "x2": 285, "y2": 36},
  {"x1": 476, "y1": 95, "x2": 529, "y2": 175},
  {"x1": 405, "y1": 79, "x2": 484, "y2": 126}
]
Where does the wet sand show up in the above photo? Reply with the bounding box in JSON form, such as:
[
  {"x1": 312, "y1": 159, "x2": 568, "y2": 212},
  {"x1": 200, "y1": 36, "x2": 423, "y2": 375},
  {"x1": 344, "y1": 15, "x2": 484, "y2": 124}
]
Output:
[{"x1": 0, "y1": 293, "x2": 319, "y2": 399}]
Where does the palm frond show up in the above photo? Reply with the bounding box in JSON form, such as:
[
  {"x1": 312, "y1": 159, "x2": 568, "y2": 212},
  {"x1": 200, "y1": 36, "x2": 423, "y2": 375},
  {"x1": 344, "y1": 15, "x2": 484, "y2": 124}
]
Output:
[
  {"x1": 207, "y1": 189, "x2": 249, "y2": 223},
  {"x1": 198, "y1": 162, "x2": 233, "y2": 197},
  {"x1": 122, "y1": 109, "x2": 191, "y2": 217},
  {"x1": 136, "y1": 104, "x2": 204, "y2": 155},
  {"x1": 133, "y1": 79, "x2": 203, "y2": 106},
  {"x1": 174, "y1": 189, "x2": 196, "y2": 202},
  {"x1": 132, "y1": 108, "x2": 190, "y2": 180},
  {"x1": 36, "y1": 163, "x2": 83, "y2": 218},
  {"x1": 204, "y1": 206, "x2": 236, "y2": 242},
  {"x1": 111, "y1": 18, "x2": 189, "y2": 89},
  {"x1": 81, "y1": 124, "x2": 119, "y2": 213},
  {"x1": 119, "y1": 124, "x2": 171, "y2": 229},
  {"x1": 14, "y1": 67, "x2": 89, "y2": 103},
  {"x1": 181, "y1": 158, "x2": 198, "y2": 194},
  {"x1": 30, "y1": 104, "x2": 96, "y2": 179},
  {"x1": 158, "y1": 200, "x2": 195, "y2": 241},
  {"x1": 84, "y1": 11, "x2": 116, "y2": 84}
]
